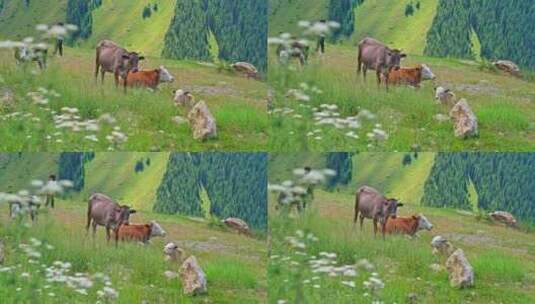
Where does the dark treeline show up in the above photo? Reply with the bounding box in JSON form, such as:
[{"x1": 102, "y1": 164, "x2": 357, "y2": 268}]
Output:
[
  {"x1": 425, "y1": 0, "x2": 535, "y2": 70},
  {"x1": 163, "y1": 0, "x2": 268, "y2": 72},
  {"x1": 153, "y1": 153, "x2": 268, "y2": 230},
  {"x1": 328, "y1": 0, "x2": 361, "y2": 41},
  {"x1": 325, "y1": 152, "x2": 353, "y2": 189},
  {"x1": 65, "y1": 0, "x2": 94, "y2": 44},
  {"x1": 421, "y1": 153, "x2": 535, "y2": 221},
  {"x1": 58, "y1": 152, "x2": 94, "y2": 192}
]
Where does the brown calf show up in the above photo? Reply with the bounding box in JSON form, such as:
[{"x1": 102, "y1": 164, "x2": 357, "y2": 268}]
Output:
[
  {"x1": 384, "y1": 214, "x2": 433, "y2": 236},
  {"x1": 383, "y1": 64, "x2": 435, "y2": 88},
  {"x1": 125, "y1": 66, "x2": 174, "y2": 90},
  {"x1": 115, "y1": 221, "x2": 166, "y2": 244}
]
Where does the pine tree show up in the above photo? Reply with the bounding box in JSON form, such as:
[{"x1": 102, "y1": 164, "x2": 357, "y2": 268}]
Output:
[{"x1": 325, "y1": 153, "x2": 353, "y2": 189}]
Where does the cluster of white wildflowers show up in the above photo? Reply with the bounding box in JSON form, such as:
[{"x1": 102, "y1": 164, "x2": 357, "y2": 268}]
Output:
[
  {"x1": 268, "y1": 20, "x2": 340, "y2": 49},
  {"x1": 0, "y1": 23, "x2": 77, "y2": 53},
  {"x1": 1, "y1": 86, "x2": 126, "y2": 147},
  {"x1": 268, "y1": 168, "x2": 335, "y2": 207},
  {"x1": 35, "y1": 23, "x2": 78, "y2": 39},
  {"x1": 0, "y1": 179, "x2": 72, "y2": 219},
  {"x1": 0, "y1": 236, "x2": 118, "y2": 301},
  {"x1": 270, "y1": 81, "x2": 386, "y2": 145},
  {"x1": 272, "y1": 230, "x2": 385, "y2": 303}
]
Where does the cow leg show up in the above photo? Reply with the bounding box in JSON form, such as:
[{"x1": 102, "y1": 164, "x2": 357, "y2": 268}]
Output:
[
  {"x1": 85, "y1": 216, "x2": 91, "y2": 234},
  {"x1": 373, "y1": 218, "x2": 378, "y2": 237},
  {"x1": 114, "y1": 229, "x2": 119, "y2": 247},
  {"x1": 105, "y1": 226, "x2": 111, "y2": 243},
  {"x1": 94, "y1": 64, "x2": 100, "y2": 83},
  {"x1": 362, "y1": 65, "x2": 367, "y2": 81},
  {"x1": 114, "y1": 71, "x2": 120, "y2": 88},
  {"x1": 376, "y1": 70, "x2": 382, "y2": 87},
  {"x1": 359, "y1": 215, "x2": 364, "y2": 231},
  {"x1": 92, "y1": 222, "x2": 97, "y2": 238},
  {"x1": 101, "y1": 70, "x2": 106, "y2": 84},
  {"x1": 381, "y1": 221, "x2": 386, "y2": 240}
]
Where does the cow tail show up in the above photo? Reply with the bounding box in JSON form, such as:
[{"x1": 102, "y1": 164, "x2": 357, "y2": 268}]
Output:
[
  {"x1": 95, "y1": 46, "x2": 100, "y2": 77},
  {"x1": 353, "y1": 191, "x2": 360, "y2": 225},
  {"x1": 357, "y1": 44, "x2": 362, "y2": 74},
  {"x1": 86, "y1": 196, "x2": 93, "y2": 231}
]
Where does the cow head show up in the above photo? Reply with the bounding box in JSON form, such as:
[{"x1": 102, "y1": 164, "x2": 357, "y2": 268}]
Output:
[
  {"x1": 121, "y1": 52, "x2": 145, "y2": 73},
  {"x1": 420, "y1": 64, "x2": 436, "y2": 80},
  {"x1": 113, "y1": 205, "x2": 136, "y2": 227},
  {"x1": 158, "y1": 66, "x2": 175, "y2": 83},
  {"x1": 386, "y1": 49, "x2": 406, "y2": 71},
  {"x1": 415, "y1": 214, "x2": 433, "y2": 231},
  {"x1": 383, "y1": 198, "x2": 403, "y2": 219},
  {"x1": 149, "y1": 220, "x2": 167, "y2": 237}
]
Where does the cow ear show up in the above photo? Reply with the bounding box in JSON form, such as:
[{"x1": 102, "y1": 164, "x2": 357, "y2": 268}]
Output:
[
  {"x1": 400, "y1": 53, "x2": 407, "y2": 58},
  {"x1": 397, "y1": 203, "x2": 404, "y2": 207},
  {"x1": 122, "y1": 54, "x2": 130, "y2": 59},
  {"x1": 129, "y1": 209, "x2": 137, "y2": 214},
  {"x1": 139, "y1": 56, "x2": 145, "y2": 60},
  {"x1": 412, "y1": 215, "x2": 418, "y2": 219}
]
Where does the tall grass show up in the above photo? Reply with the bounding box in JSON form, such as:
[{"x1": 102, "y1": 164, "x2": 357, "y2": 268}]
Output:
[
  {"x1": 268, "y1": 47, "x2": 535, "y2": 151},
  {"x1": 0, "y1": 207, "x2": 265, "y2": 303},
  {"x1": 0, "y1": 49, "x2": 267, "y2": 151},
  {"x1": 269, "y1": 203, "x2": 535, "y2": 304}
]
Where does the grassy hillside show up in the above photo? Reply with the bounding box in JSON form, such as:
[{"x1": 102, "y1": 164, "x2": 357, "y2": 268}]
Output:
[
  {"x1": 268, "y1": 154, "x2": 535, "y2": 303},
  {"x1": 0, "y1": 47, "x2": 267, "y2": 151},
  {"x1": 268, "y1": 0, "x2": 438, "y2": 55},
  {"x1": 0, "y1": 152, "x2": 267, "y2": 302},
  {"x1": 269, "y1": 190, "x2": 535, "y2": 303},
  {"x1": 269, "y1": 153, "x2": 435, "y2": 203},
  {"x1": 80, "y1": 0, "x2": 176, "y2": 56},
  {"x1": 0, "y1": 152, "x2": 168, "y2": 211},
  {"x1": 1, "y1": 201, "x2": 267, "y2": 303},
  {"x1": 268, "y1": 45, "x2": 535, "y2": 151},
  {"x1": 80, "y1": 152, "x2": 169, "y2": 211},
  {"x1": 350, "y1": 0, "x2": 439, "y2": 55},
  {"x1": 0, "y1": 0, "x2": 68, "y2": 40}
]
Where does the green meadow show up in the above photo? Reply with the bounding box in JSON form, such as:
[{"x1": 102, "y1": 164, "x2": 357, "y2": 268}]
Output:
[
  {"x1": 268, "y1": 153, "x2": 535, "y2": 303},
  {"x1": 268, "y1": 45, "x2": 535, "y2": 151},
  {"x1": 0, "y1": 152, "x2": 267, "y2": 303},
  {"x1": 0, "y1": 47, "x2": 267, "y2": 151},
  {"x1": 0, "y1": 202, "x2": 267, "y2": 303}
]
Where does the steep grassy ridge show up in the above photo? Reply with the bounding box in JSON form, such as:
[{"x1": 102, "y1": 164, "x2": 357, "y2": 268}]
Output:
[
  {"x1": 350, "y1": 0, "x2": 439, "y2": 55},
  {"x1": 80, "y1": 0, "x2": 176, "y2": 56},
  {"x1": 0, "y1": 0, "x2": 68, "y2": 40},
  {"x1": 268, "y1": 0, "x2": 329, "y2": 36}
]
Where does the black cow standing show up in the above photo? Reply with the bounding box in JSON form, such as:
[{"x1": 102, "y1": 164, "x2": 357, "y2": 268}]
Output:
[
  {"x1": 53, "y1": 22, "x2": 64, "y2": 57},
  {"x1": 45, "y1": 174, "x2": 56, "y2": 208},
  {"x1": 316, "y1": 20, "x2": 326, "y2": 54}
]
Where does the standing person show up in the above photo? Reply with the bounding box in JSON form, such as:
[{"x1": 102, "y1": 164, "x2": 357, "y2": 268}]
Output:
[
  {"x1": 316, "y1": 20, "x2": 326, "y2": 55},
  {"x1": 53, "y1": 22, "x2": 64, "y2": 56},
  {"x1": 45, "y1": 174, "x2": 57, "y2": 208}
]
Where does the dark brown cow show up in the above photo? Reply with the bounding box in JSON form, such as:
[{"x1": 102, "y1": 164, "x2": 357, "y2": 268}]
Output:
[
  {"x1": 353, "y1": 185, "x2": 403, "y2": 239},
  {"x1": 357, "y1": 37, "x2": 406, "y2": 90},
  {"x1": 94, "y1": 40, "x2": 145, "y2": 92},
  {"x1": 86, "y1": 193, "x2": 136, "y2": 246}
]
